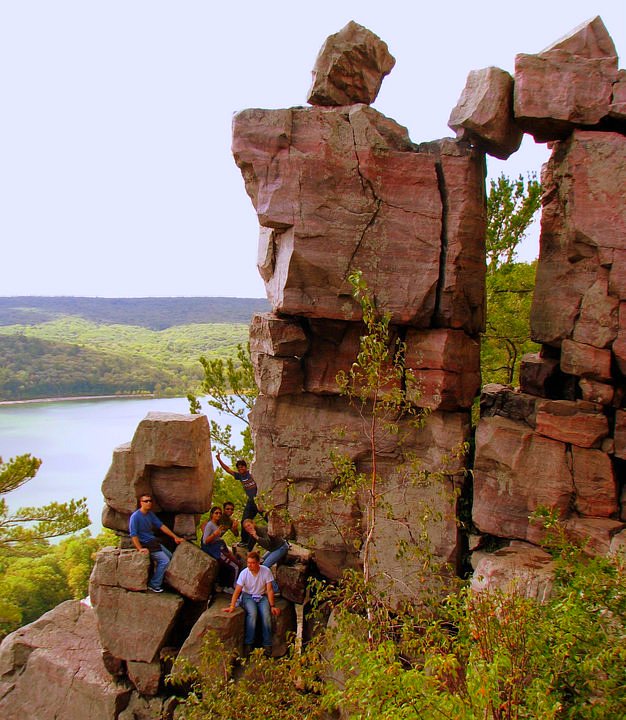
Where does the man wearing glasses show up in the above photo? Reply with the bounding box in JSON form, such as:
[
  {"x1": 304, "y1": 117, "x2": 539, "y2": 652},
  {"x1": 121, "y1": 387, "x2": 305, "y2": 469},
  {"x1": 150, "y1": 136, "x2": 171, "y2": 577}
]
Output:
[{"x1": 129, "y1": 494, "x2": 185, "y2": 593}]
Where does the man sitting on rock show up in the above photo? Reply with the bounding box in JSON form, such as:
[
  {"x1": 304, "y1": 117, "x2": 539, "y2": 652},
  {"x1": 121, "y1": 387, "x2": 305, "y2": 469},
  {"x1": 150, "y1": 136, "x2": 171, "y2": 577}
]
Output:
[
  {"x1": 223, "y1": 550, "x2": 280, "y2": 657},
  {"x1": 129, "y1": 494, "x2": 184, "y2": 593}
]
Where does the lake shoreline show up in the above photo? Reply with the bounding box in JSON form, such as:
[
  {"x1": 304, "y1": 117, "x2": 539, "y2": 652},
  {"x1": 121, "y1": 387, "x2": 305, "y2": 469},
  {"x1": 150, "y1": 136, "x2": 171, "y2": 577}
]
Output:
[{"x1": 0, "y1": 393, "x2": 156, "y2": 407}]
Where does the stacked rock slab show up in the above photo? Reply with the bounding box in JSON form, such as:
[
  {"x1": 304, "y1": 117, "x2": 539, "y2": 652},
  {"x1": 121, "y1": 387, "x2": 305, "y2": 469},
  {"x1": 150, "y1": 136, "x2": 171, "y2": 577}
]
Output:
[
  {"x1": 234, "y1": 21, "x2": 484, "y2": 603},
  {"x1": 470, "y1": 17, "x2": 626, "y2": 584},
  {"x1": 101, "y1": 412, "x2": 214, "y2": 541}
]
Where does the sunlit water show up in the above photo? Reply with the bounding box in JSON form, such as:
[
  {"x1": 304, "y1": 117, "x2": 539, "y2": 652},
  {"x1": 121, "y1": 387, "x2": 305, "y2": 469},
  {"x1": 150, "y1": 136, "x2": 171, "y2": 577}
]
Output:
[{"x1": 0, "y1": 396, "x2": 245, "y2": 535}]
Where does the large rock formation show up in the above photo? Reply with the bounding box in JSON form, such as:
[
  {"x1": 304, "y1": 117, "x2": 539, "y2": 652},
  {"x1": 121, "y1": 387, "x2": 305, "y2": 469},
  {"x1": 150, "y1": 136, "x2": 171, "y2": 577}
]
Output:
[
  {"x1": 472, "y1": 17, "x2": 626, "y2": 565},
  {"x1": 2, "y1": 15, "x2": 625, "y2": 716},
  {"x1": 234, "y1": 23, "x2": 486, "y2": 605}
]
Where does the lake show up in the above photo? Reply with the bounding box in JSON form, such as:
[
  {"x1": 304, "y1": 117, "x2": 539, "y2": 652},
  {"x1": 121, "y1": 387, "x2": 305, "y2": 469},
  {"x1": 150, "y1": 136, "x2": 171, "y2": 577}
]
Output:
[{"x1": 0, "y1": 396, "x2": 246, "y2": 535}]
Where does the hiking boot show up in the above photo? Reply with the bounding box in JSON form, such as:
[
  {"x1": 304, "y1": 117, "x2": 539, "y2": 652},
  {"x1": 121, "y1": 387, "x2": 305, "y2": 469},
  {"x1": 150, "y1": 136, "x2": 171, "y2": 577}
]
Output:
[
  {"x1": 263, "y1": 646, "x2": 272, "y2": 658},
  {"x1": 242, "y1": 644, "x2": 253, "y2": 658}
]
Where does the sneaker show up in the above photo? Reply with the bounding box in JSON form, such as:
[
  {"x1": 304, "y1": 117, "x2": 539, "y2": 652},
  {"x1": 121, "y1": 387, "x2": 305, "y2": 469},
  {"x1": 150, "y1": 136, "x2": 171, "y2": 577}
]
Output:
[
  {"x1": 148, "y1": 586, "x2": 164, "y2": 593},
  {"x1": 215, "y1": 585, "x2": 223, "y2": 593},
  {"x1": 223, "y1": 586, "x2": 234, "y2": 595}
]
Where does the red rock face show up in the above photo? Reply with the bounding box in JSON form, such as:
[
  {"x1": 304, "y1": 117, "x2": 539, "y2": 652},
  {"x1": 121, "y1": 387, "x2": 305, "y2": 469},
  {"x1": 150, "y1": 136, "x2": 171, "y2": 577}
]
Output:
[
  {"x1": 473, "y1": 416, "x2": 574, "y2": 542},
  {"x1": 419, "y1": 139, "x2": 487, "y2": 334},
  {"x1": 234, "y1": 105, "x2": 443, "y2": 324},
  {"x1": 571, "y1": 446, "x2": 618, "y2": 517},
  {"x1": 531, "y1": 131, "x2": 626, "y2": 347},
  {"x1": 0, "y1": 601, "x2": 132, "y2": 720},
  {"x1": 514, "y1": 17, "x2": 618, "y2": 141}
]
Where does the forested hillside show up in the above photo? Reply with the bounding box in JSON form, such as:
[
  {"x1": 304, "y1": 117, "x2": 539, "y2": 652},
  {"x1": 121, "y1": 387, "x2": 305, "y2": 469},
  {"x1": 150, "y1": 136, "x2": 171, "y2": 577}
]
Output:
[
  {"x1": 0, "y1": 297, "x2": 267, "y2": 401},
  {"x1": 0, "y1": 296, "x2": 268, "y2": 329}
]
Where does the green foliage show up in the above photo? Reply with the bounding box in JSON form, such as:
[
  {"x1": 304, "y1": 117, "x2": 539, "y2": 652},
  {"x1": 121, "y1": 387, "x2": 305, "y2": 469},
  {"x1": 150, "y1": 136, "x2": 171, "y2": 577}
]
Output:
[
  {"x1": 189, "y1": 342, "x2": 256, "y2": 464},
  {"x1": 0, "y1": 319, "x2": 251, "y2": 401},
  {"x1": 0, "y1": 455, "x2": 89, "y2": 548},
  {"x1": 483, "y1": 173, "x2": 542, "y2": 386},
  {"x1": 483, "y1": 261, "x2": 540, "y2": 385},
  {"x1": 171, "y1": 534, "x2": 626, "y2": 719},
  {"x1": 486, "y1": 173, "x2": 542, "y2": 274},
  {"x1": 0, "y1": 527, "x2": 115, "y2": 640}
]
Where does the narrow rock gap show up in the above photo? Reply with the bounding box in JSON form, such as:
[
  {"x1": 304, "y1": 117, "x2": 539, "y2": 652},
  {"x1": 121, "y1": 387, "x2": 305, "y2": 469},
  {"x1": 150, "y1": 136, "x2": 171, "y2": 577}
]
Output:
[{"x1": 432, "y1": 156, "x2": 449, "y2": 329}]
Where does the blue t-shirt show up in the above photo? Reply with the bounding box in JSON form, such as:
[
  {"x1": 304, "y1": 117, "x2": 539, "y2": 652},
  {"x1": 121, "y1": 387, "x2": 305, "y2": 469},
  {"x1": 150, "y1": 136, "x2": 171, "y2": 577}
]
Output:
[
  {"x1": 129, "y1": 509, "x2": 163, "y2": 545},
  {"x1": 234, "y1": 471, "x2": 257, "y2": 499}
]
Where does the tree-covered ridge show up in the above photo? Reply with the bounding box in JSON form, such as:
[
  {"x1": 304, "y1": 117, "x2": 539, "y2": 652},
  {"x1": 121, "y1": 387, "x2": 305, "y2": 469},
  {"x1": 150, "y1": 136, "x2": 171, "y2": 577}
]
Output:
[
  {"x1": 0, "y1": 296, "x2": 269, "y2": 330},
  {"x1": 0, "y1": 319, "x2": 250, "y2": 400}
]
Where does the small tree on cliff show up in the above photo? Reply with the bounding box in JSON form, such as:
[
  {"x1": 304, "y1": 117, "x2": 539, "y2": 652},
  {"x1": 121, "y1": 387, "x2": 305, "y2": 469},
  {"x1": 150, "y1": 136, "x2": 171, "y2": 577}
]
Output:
[
  {"x1": 0, "y1": 454, "x2": 89, "y2": 549},
  {"x1": 482, "y1": 173, "x2": 542, "y2": 386},
  {"x1": 188, "y1": 344, "x2": 257, "y2": 511}
]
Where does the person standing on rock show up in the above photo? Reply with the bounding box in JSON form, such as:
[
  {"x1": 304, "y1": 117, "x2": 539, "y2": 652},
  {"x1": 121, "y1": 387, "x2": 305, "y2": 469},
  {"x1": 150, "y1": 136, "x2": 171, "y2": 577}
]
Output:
[
  {"x1": 223, "y1": 550, "x2": 280, "y2": 657},
  {"x1": 215, "y1": 452, "x2": 259, "y2": 550},
  {"x1": 129, "y1": 494, "x2": 184, "y2": 593}
]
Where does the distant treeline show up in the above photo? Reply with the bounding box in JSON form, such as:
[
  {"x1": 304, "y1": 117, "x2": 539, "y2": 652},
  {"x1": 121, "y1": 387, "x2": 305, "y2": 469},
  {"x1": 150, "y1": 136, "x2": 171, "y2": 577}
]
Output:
[
  {"x1": 0, "y1": 335, "x2": 181, "y2": 400},
  {"x1": 0, "y1": 296, "x2": 269, "y2": 330},
  {"x1": 0, "y1": 301, "x2": 255, "y2": 400}
]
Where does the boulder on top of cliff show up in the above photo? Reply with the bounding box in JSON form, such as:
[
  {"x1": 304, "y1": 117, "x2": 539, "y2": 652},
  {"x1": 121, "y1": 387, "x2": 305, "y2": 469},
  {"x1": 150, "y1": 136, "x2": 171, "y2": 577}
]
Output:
[
  {"x1": 471, "y1": 542, "x2": 555, "y2": 601},
  {"x1": 514, "y1": 16, "x2": 619, "y2": 141},
  {"x1": 233, "y1": 104, "x2": 443, "y2": 325},
  {"x1": 530, "y1": 131, "x2": 626, "y2": 346},
  {"x1": 307, "y1": 21, "x2": 395, "y2": 106},
  {"x1": 473, "y1": 415, "x2": 574, "y2": 543},
  {"x1": 0, "y1": 600, "x2": 131, "y2": 720},
  {"x1": 102, "y1": 412, "x2": 213, "y2": 516},
  {"x1": 448, "y1": 66, "x2": 523, "y2": 159}
]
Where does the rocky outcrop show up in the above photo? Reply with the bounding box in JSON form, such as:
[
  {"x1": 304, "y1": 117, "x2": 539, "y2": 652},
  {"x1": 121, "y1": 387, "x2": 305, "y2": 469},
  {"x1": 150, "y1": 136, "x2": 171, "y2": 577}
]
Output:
[
  {"x1": 514, "y1": 16, "x2": 619, "y2": 141},
  {"x1": 233, "y1": 25, "x2": 486, "y2": 605},
  {"x1": 0, "y1": 601, "x2": 132, "y2": 720},
  {"x1": 472, "y1": 18, "x2": 626, "y2": 576}
]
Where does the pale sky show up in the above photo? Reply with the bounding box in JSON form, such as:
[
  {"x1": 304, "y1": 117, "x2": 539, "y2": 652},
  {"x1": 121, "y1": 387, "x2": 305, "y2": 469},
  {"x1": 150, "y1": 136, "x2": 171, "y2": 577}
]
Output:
[{"x1": 1, "y1": 1, "x2": 624, "y2": 298}]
